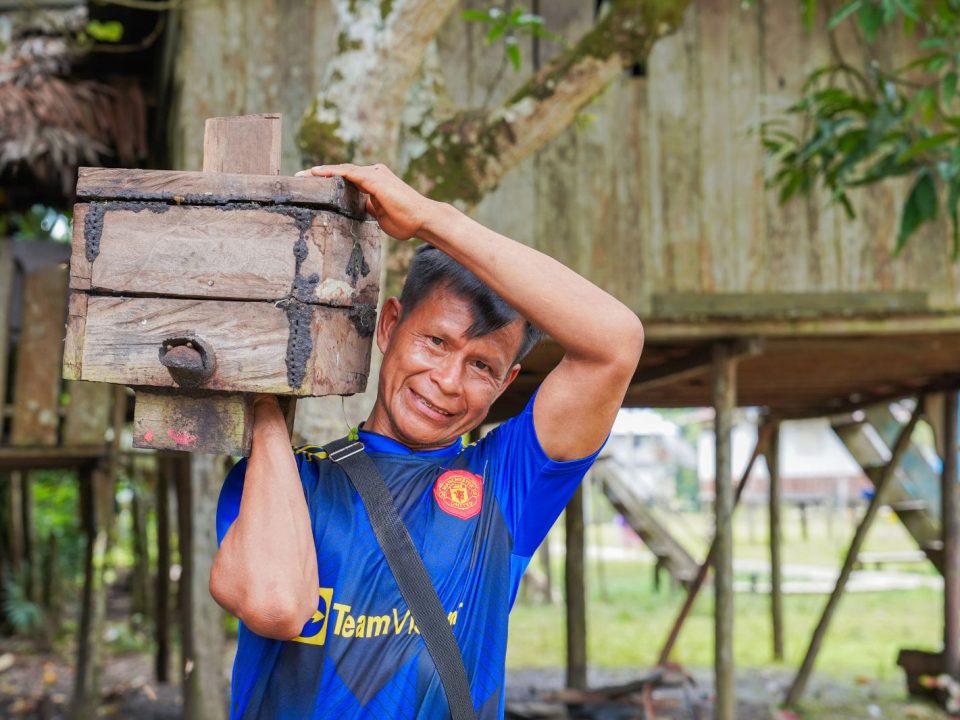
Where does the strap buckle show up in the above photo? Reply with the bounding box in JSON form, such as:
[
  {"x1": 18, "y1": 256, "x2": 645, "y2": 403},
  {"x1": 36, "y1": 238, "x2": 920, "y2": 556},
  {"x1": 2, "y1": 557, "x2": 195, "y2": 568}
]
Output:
[{"x1": 328, "y1": 441, "x2": 365, "y2": 463}]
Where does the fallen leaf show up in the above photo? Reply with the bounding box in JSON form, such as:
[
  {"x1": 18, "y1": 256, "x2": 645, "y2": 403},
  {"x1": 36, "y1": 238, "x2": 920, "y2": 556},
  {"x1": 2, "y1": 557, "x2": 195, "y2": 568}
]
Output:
[{"x1": 0, "y1": 654, "x2": 13, "y2": 674}]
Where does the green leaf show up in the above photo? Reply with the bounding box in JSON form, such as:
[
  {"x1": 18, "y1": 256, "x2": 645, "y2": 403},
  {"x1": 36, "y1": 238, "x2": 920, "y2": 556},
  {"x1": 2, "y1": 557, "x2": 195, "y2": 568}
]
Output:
[
  {"x1": 829, "y1": 0, "x2": 863, "y2": 28},
  {"x1": 803, "y1": 0, "x2": 818, "y2": 31},
  {"x1": 461, "y1": 9, "x2": 493, "y2": 23},
  {"x1": 859, "y1": 1, "x2": 884, "y2": 42},
  {"x1": 85, "y1": 20, "x2": 124, "y2": 43},
  {"x1": 896, "y1": 170, "x2": 938, "y2": 252},
  {"x1": 896, "y1": 132, "x2": 956, "y2": 163},
  {"x1": 485, "y1": 23, "x2": 508, "y2": 43},
  {"x1": 506, "y1": 40, "x2": 522, "y2": 71},
  {"x1": 944, "y1": 71, "x2": 959, "y2": 105}
]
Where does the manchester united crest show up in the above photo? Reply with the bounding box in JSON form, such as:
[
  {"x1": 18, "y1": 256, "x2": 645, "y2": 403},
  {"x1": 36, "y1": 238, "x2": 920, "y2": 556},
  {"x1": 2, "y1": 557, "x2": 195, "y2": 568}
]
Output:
[{"x1": 433, "y1": 469, "x2": 483, "y2": 520}]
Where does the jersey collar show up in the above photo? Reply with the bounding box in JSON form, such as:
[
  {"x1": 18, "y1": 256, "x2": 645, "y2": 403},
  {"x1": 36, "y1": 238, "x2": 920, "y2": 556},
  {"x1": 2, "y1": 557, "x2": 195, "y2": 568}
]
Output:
[{"x1": 357, "y1": 427, "x2": 464, "y2": 461}]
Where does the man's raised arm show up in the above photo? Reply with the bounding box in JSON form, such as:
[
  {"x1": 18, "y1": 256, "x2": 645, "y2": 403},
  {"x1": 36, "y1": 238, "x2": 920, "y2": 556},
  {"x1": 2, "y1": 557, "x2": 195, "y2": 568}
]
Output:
[
  {"x1": 209, "y1": 396, "x2": 318, "y2": 639},
  {"x1": 300, "y1": 164, "x2": 643, "y2": 461}
]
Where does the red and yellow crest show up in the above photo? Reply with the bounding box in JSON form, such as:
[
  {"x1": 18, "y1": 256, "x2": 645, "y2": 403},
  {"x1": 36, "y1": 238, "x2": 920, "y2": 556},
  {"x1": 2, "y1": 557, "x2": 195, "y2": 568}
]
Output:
[{"x1": 433, "y1": 470, "x2": 483, "y2": 520}]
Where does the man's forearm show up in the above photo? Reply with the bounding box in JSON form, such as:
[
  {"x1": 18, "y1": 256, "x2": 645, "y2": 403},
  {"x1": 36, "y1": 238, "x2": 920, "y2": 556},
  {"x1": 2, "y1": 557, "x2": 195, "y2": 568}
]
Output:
[
  {"x1": 418, "y1": 201, "x2": 643, "y2": 369},
  {"x1": 210, "y1": 397, "x2": 318, "y2": 639}
]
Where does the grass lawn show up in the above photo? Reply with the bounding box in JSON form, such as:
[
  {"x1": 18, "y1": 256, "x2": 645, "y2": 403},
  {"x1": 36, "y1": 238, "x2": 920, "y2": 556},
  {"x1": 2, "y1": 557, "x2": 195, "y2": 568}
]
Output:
[{"x1": 507, "y1": 501, "x2": 943, "y2": 681}]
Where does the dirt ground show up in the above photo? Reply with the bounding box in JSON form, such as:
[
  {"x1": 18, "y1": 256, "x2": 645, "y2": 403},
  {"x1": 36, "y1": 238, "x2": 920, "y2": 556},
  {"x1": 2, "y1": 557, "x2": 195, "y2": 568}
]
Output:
[{"x1": 0, "y1": 645, "x2": 948, "y2": 719}]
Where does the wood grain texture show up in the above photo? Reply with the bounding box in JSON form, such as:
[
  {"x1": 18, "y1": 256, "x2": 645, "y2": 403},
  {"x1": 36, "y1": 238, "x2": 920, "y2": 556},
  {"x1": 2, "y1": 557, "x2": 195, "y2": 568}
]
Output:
[
  {"x1": 63, "y1": 293, "x2": 88, "y2": 381},
  {"x1": 71, "y1": 203, "x2": 380, "y2": 306},
  {"x1": 77, "y1": 296, "x2": 371, "y2": 395},
  {"x1": 133, "y1": 391, "x2": 251, "y2": 455},
  {"x1": 62, "y1": 381, "x2": 112, "y2": 446},
  {"x1": 203, "y1": 114, "x2": 282, "y2": 175},
  {"x1": 12, "y1": 264, "x2": 69, "y2": 446},
  {"x1": 76, "y1": 167, "x2": 368, "y2": 219}
]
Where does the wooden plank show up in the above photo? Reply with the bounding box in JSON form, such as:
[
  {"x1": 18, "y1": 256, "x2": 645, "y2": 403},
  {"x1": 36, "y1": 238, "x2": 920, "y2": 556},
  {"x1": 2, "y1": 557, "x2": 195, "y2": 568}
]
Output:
[
  {"x1": 652, "y1": 291, "x2": 930, "y2": 319},
  {"x1": 77, "y1": 296, "x2": 371, "y2": 396},
  {"x1": 63, "y1": 293, "x2": 88, "y2": 381},
  {"x1": 203, "y1": 114, "x2": 282, "y2": 175},
  {"x1": 11, "y1": 263, "x2": 69, "y2": 446},
  {"x1": 133, "y1": 391, "x2": 252, "y2": 455},
  {"x1": 72, "y1": 204, "x2": 380, "y2": 307},
  {"x1": 76, "y1": 167, "x2": 368, "y2": 218},
  {"x1": 62, "y1": 381, "x2": 112, "y2": 447},
  {"x1": 784, "y1": 403, "x2": 922, "y2": 706},
  {"x1": 713, "y1": 342, "x2": 737, "y2": 720}
]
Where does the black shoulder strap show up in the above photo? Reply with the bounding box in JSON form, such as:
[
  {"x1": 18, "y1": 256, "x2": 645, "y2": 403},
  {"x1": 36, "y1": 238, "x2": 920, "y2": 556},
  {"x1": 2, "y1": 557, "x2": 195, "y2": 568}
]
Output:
[{"x1": 325, "y1": 436, "x2": 477, "y2": 720}]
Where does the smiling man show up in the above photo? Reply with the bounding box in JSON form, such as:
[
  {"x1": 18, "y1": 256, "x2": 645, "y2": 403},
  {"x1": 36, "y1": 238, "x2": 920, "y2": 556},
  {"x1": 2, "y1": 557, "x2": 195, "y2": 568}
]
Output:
[{"x1": 210, "y1": 164, "x2": 644, "y2": 719}]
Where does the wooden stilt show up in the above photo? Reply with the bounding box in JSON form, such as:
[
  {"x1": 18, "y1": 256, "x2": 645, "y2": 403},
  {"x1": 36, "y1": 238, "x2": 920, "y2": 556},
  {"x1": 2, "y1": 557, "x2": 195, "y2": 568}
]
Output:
[
  {"x1": 565, "y1": 485, "x2": 587, "y2": 690},
  {"x1": 179, "y1": 453, "x2": 227, "y2": 720},
  {"x1": 70, "y1": 464, "x2": 116, "y2": 720},
  {"x1": 540, "y1": 531, "x2": 553, "y2": 603},
  {"x1": 784, "y1": 400, "x2": 922, "y2": 706},
  {"x1": 155, "y1": 456, "x2": 171, "y2": 684},
  {"x1": 712, "y1": 342, "x2": 738, "y2": 720},
  {"x1": 767, "y1": 420, "x2": 784, "y2": 661},
  {"x1": 657, "y1": 422, "x2": 772, "y2": 665},
  {"x1": 21, "y1": 471, "x2": 37, "y2": 602},
  {"x1": 130, "y1": 477, "x2": 151, "y2": 624},
  {"x1": 943, "y1": 391, "x2": 959, "y2": 680}
]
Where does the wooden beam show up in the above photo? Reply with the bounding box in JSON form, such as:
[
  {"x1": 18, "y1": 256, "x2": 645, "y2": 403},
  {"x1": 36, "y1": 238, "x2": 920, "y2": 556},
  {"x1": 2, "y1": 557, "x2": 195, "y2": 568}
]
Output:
[
  {"x1": 564, "y1": 484, "x2": 587, "y2": 690},
  {"x1": 784, "y1": 401, "x2": 923, "y2": 707},
  {"x1": 71, "y1": 203, "x2": 380, "y2": 305},
  {"x1": 76, "y1": 166, "x2": 368, "y2": 218},
  {"x1": 943, "y1": 391, "x2": 959, "y2": 680},
  {"x1": 657, "y1": 421, "x2": 772, "y2": 665},
  {"x1": 713, "y1": 342, "x2": 738, "y2": 720},
  {"x1": 652, "y1": 291, "x2": 930, "y2": 320},
  {"x1": 767, "y1": 420, "x2": 784, "y2": 661},
  {"x1": 630, "y1": 337, "x2": 762, "y2": 393}
]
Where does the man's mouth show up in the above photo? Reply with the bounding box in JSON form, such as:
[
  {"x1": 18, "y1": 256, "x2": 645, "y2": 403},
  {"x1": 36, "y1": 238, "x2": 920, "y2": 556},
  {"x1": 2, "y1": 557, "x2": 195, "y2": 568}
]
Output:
[{"x1": 411, "y1": 390, "x2": 453, "y2": 417}]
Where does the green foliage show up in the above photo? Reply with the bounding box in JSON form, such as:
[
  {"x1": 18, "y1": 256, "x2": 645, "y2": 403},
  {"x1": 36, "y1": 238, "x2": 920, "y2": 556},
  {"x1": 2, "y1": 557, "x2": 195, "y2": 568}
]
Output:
[
  {"x1": 462, "y1": 6, "x2": 560, "y2": 71},
  {"x1": 762, "y1": 0, "x2": 960, "y2": 255},
  {"x1": 83, "y1": 20, "x2": 125, "y2": 44},
  {"x1": 2, "y1": 571, "x2": 42, "y2": 634},
  {"x1": 4, "y1": 205, "x2": 71, "y2": 243}
]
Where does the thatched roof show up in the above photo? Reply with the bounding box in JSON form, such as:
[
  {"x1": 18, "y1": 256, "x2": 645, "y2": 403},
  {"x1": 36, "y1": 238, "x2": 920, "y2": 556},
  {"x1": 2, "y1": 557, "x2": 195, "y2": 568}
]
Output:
[{"x1": 0, "y1": 6, "x2": 147, "y2": 198}]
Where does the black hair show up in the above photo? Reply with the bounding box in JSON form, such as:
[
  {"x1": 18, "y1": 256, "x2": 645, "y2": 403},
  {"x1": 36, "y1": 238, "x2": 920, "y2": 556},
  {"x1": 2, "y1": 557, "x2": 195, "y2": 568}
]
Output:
[{"x1": 399, "y1": 244, "x2": 542, "y2": 363}]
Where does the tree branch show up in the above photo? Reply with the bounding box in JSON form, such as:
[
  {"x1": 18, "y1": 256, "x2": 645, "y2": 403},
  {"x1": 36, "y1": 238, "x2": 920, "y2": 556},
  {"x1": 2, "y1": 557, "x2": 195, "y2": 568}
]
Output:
[
  {"x1": 403, "y1": 0, "x2": 694, "y2": 206},
  {"x1": 298, "y1": 0, "x2": 459, "y2": 165}
]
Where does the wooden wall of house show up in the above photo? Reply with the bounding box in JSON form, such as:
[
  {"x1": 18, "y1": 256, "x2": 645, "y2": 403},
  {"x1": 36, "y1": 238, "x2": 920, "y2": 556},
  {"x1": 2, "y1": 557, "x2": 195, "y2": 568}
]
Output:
[{"x1": 170, "y1": 0, "x2": 960, "y2": 318}]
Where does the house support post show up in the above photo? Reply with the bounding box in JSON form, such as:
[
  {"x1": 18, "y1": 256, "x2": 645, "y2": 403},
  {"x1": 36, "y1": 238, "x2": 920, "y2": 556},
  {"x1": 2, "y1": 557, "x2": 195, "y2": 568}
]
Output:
[
  {"x1": 767, "y1": 419, "x2": 784, "y2": 661},
  {"x1": 712, "y1": 342, "x2": 738, "y2": 720},
  {"x1": 785, "y1": 400, "x2": 922, "y2": 706},
  {"x1": 943, "y1": 391, "x2": 959, "y2": 680}
]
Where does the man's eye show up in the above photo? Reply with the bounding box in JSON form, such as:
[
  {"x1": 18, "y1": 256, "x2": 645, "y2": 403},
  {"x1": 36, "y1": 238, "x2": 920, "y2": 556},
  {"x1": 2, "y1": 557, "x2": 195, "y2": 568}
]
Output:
[
  {"x1": 429, "y1": 336, "x2": 443, "y2": 346},
  {"x1": 473, "y1": 360, "x2": 489, "y2": 371}
]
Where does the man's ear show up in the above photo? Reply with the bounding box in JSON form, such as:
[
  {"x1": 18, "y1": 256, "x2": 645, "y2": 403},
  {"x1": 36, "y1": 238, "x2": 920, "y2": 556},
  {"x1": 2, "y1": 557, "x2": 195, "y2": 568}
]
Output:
[
  {"x1": 496, "y1": 364, "x2": 522, "y2": 399},
  {"x1": 377, "y1": 298, "x2": 403, "y2": 354}
]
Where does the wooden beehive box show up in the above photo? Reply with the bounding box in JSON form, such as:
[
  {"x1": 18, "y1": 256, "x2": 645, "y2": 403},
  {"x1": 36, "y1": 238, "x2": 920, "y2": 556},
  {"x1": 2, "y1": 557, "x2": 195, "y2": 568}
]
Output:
[{"x1": 62, "y1": 115, "x2": 381, "y2": 455}]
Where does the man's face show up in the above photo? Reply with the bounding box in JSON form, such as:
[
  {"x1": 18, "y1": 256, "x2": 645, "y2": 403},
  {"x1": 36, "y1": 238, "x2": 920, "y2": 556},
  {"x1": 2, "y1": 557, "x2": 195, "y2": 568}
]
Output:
[{"x1": 365, "y1": 287, "x2": 524, "y2": 451}]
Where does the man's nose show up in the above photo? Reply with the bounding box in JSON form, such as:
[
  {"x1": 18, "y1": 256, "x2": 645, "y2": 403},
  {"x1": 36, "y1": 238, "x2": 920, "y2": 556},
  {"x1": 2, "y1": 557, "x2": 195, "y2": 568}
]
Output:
[{"x1": 431, "y1": 356, "x2": 462, "y2": 394}]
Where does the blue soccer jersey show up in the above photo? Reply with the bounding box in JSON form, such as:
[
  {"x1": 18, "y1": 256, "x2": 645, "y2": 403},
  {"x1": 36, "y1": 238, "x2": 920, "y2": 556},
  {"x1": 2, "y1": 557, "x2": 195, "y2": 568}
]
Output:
[{"x1": 216, "y1": 394, "x2": 601, "y2": 719}]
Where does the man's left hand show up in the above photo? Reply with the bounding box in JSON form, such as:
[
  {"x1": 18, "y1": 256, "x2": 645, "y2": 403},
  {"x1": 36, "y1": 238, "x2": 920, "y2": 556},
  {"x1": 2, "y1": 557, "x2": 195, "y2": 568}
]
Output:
[{"x1": 296, "y1": 163, "x2": 434, "y2": 241}]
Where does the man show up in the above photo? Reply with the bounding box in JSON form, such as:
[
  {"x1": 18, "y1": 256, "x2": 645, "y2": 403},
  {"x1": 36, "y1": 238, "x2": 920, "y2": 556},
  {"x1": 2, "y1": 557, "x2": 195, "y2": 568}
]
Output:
[{"x1": 210, "y1": 163, "x2": 644, "y2": 719}]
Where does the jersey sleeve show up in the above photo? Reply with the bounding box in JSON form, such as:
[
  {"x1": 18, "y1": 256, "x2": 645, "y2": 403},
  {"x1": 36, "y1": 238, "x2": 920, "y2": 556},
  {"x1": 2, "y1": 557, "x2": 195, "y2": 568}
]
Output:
[
  {"x1": 215, "y1": 448, "x2": 322, "y2": 547},
  {"x1": 216, "y1": 457, "x2": 248, "y2": 547},
  {"x1": 480, "y1": 390, "x2": 605, "y2": 558}
]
